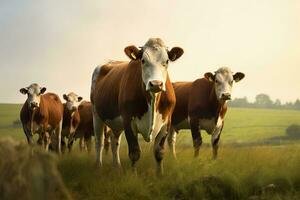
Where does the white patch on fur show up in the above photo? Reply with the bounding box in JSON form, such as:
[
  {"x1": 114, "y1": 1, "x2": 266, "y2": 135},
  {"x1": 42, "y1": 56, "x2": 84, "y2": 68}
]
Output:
[
  {"x1": 141, "y1": 39, "x2": 169, "y2": 92},
  {"x1": 65, "y1": 93, "x2": 82, "y2": 111},
  {"x1": 214, "y1": 67, "x2": 234, "y2": 100},
  {"x1": 132, "y1": 94, "x2": 167, "y2": 142},
  {"x1": 212, "y1": 116, "x2": 223, "y2": 141}
]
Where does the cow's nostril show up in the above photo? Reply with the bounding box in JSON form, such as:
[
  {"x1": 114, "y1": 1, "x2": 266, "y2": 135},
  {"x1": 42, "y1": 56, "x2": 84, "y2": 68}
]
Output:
[
  {"x1": 222, "y1": 93, "x2": 231, "y2": 100},
  {"x1": 150, "y1": 80, "x2": 163, "y2": 87}
]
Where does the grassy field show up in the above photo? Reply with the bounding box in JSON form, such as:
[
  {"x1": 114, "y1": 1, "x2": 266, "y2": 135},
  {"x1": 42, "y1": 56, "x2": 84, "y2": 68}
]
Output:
[{"x1": 1, "y1": 104, "x2": 300, "y2": 199}]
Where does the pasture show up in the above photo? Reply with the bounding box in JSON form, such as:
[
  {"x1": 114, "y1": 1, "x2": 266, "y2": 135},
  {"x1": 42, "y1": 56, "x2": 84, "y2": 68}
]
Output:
[{"x1": 1, "y1": 104, "x2": 300, "y2": 199}]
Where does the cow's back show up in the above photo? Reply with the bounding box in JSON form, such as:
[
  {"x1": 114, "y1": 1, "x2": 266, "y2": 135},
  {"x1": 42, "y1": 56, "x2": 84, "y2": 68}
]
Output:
[
  {"x1": 172, "y1": 82, "x2": 192, "y2": 125},
  {"x1": 188, "y1": 78, "x2": 217, "y2": 119},
  {"x1": 93, "y1": 61, "x2": 128, "y2": 120},
  {"x1": 77, "y1": 101, "x2": 93, "y2": 133},
  {"x1": 41, "y1": 93, "x2": 63, "y2": 127}
]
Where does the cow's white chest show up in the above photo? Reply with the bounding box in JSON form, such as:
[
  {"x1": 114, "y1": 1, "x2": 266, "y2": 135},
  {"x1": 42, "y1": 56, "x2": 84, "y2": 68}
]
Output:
[
  {"x1": 132, "y1": 108, "x2": 166, "y2": 142},
  {"x1": 199, "y1": 117, "x2": 223, "y2": 140}
]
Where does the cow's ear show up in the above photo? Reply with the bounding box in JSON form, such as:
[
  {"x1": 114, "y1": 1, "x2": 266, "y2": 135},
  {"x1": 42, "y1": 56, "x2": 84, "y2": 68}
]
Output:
[
  {"x1": 20, "y1": 88, "x2": 28, "y2": 95},
  {"x1": 233, "y1": 72, "x2": 245, "y2": 82},
  {"x1": 168, "y1": 47, "x2": 184, "y2": 61},
  {"x1": 124, "y1": 45, "x2": 142, "y2": 60},
  {"x1": 40, "y1": 87, "x2": 47, "y2": 94},
  {"x1": 63, "y1": 94, "x2": 68, "y2": 101},
  {"x1": 204, "y1": 72, "x2": 215, "y2": 82},
  {"x1": 78, "y1": 96, "x2": 83, "y2": 102}
]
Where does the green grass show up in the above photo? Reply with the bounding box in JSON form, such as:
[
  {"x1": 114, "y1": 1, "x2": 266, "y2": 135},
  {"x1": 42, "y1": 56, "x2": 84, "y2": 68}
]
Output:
[
  {"x1": 1, "y1": 104, "x2": 300, "y2": 199},
  {"x1": 58, "y1": 145, "x2": 300, "y2": 200}
]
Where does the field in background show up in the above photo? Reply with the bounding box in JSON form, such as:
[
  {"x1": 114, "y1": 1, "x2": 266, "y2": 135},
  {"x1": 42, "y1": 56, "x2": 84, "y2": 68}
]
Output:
[
  {"x1": 1, "y1": 104, "x2": 300, "y2": 199},
  {"x1": 2, "y1": 104, "x2": 300, "y2": 145}
]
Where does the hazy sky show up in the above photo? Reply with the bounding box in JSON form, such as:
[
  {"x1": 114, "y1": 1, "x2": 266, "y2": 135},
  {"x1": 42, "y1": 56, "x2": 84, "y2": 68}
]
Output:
[{"x1": 1, "y1": 0, "x2": 300, "y2": 103}]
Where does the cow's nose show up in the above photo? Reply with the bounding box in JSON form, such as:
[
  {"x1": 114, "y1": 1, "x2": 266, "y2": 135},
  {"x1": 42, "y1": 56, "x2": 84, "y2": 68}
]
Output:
[
  {"x1": 221, "y1": 93, "x2": 231, "y2": 100},
  {"x1": 149, "y1": 80, "x2": 163, "y2": 93},
  {"x1": 30, "y1": 102, "x2": 38, "y2": 108}
]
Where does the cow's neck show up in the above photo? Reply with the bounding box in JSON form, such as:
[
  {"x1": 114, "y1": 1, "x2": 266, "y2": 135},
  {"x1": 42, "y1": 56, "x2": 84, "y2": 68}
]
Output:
[
  {"x1": 209, "y1": 84, "x2": 227, "y2": 120},
  {"x1": 63, "y1": 104, "x2": 77, "y2": 128},
  {"x1": 133, "y1": 64, "x2": 167, "y2": 141}
]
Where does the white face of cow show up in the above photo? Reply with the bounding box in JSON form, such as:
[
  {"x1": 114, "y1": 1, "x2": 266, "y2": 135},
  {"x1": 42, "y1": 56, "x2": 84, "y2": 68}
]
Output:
[
  {"x1": 63, "y1": 92, "x2": 83, "y2": 112},
  {"x1": 124, "y1": 38, "x2": 184, "y2": 94},
  {"x1": 20, "y1": 83, "x2": 47, "y2": 110},
  {"x1": 205, "y1": 67, "x2": 245, "y2": 102}
]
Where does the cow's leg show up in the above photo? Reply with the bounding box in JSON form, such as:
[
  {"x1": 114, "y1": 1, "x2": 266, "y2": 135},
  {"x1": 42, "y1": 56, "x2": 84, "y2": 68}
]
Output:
[
  {"x1": 104, "y1": 127, "x2": 111, "y2": 154},
  {"x1": 55, "y1": 119, "x2": 63, "y2": 154},
  {"x1": 37, "y1": 134, "x2": 43, "y2": 146},
  {"x1": 211, "y1": 122, "x2": 224, "y2": 160},
  {"x1": 124, "y1": 118, "x2": 140, "y2": 174},
  {"x1": 61, "y1": 137, "x2": 67, "y2": 154},
  {"x1": 190, "y1": 117, "x2": 202, "y2": 157},
  {"x1": 67, "y1": 139, "x2": 74, "y2": 153},
  {"x1": 111, "y1": 131, "x2": 122, "y2": 169},
  {"x1": 167, "y1": 127, "x2": 177, "y2": 159},
  {"x1": 85, "y1": 134, "x2": 92, "y2": 153},
  {"x1": 44, "y1": 131, "x2": 51, "y2": 152},
  {"x1": 22, "y1": 124, "x2": 34, "y2": 145},
  {"x1": 79, "y1": 137, "x2": 85, "y2": 152},
  {"x1": 92, "y1": 107, "x2": 105, "y2": 167},
  {"x1": 154, "y1": 126, "x2": 168, "y2": 176}
]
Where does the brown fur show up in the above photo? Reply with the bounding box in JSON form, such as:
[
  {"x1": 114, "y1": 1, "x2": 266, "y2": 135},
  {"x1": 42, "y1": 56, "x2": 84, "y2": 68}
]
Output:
[
  {"x1": 170, "y1": 78, "x2": 227, "y2": 158},
  {"x1": 92, "y1": 60, "x2": 176, "y2": 171},
  {"x1": 20, "y1": 93, "x2": 63, "y2": 151}
]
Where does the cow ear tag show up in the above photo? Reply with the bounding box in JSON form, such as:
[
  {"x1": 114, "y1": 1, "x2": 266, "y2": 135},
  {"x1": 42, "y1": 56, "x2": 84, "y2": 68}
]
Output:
[{"x1": 131, "y1": 52, "x2": 136, "y2": 60}]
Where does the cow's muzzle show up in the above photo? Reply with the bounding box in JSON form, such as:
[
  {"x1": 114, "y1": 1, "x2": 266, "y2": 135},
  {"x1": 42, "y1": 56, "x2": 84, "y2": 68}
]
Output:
[
  {"x1": 148, "y1": 80, "x2": 163, "y2": 93},
  {"x1": 221, "y1": 93, "x2": 231, "y2": 100},
  {"x1": 30, "y1": 102, "x2": 38, "y2": 109}
]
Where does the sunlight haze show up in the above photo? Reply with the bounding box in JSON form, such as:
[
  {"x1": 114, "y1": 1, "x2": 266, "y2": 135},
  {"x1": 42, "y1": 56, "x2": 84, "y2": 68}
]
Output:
[{"x1": 1, "y1": 0, "x2": 299, "y2": 103}]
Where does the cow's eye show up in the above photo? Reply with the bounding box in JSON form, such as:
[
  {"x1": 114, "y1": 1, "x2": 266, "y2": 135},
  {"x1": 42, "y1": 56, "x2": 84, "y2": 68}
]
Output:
[
  {"x1": 141, "y1": 59, "x2": 145, "y2": 64},
  {"x1": 215, "y1": 79, "x2": 219, "y2": 84},
  {"x1": 162, "y1": 60, "x2": 168, "y2": 67},
  {"x1": 230, "y1": 80, "x2": 233, "y2": 85}
]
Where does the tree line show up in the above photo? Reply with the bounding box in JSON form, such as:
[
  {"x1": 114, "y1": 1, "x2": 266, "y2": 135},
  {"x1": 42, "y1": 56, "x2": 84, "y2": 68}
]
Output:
[{"x1": 228, "y1": 93, "x2": 300, "y2": 110}]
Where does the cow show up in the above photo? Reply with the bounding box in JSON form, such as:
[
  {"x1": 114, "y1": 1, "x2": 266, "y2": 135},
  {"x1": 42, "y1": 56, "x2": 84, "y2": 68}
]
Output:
[
  {"x1": 168, "y1": 67, "x2": 245, "y2": 159},
  {"x1": 61, "y1": 94, "x2": 110, "y2": 153},
  {"x1": 90, "y1": 38, "x2": 184, "y2": 175},
  {"x1": 20, "y1": 83, "x2": 63, "y2": 153},
  {"x1": 61, "y1": 92, "x2": 82, "y2": 152}
]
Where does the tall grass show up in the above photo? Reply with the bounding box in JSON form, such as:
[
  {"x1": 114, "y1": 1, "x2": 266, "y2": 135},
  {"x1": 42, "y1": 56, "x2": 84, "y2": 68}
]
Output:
[{"x1": 58, "y1": 144, "x2": 300, "y2": 200}]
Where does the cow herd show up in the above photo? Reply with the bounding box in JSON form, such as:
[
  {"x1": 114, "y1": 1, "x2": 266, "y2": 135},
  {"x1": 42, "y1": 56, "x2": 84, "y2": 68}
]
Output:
[{"x1": 19, "y1": 38, "x2": 245, "y2": 175}]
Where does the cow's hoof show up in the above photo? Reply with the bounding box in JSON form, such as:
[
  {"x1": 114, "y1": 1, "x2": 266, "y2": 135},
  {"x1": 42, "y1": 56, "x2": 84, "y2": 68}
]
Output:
[{"x1": 95, "y1": 162, "x2": 102, "y2": 168}]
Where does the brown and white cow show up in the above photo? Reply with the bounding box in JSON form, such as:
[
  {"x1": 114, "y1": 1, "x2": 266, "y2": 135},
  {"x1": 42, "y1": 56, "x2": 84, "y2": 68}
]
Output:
[
  {"x1": 20, "y1": 83, "x2": 63, "y2": 153},
  {"x1": 91, "y1": 38, "x2": 184, "y2": 175},
  {"x1": 61, "y1": 92, "x2": 82, "y2": 152},
  {"x1": 168, "y1": 67, "x2": 245, "y2": 159},
  {"x1": 62, "y1": 94, "x2": 110, "y2": 153}
]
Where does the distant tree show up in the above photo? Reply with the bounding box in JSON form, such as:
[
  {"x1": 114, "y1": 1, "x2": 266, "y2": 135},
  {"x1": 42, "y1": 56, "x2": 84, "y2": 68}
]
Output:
[
  {"x1": 284, "y1": 102, "x2": 294, "y2": 110},
  {"x1": 294, "y1": 99, "x2": 300, "y2": 110},
  {"x1": 255, "y1": 93, "x2": 273, "y2": 108},
  {"x1": 274, "y1": 99, "x2": 281, "y2": 107},
  {"x1": 229, "y1": 97, "x2": 249, "y2": 107}
]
